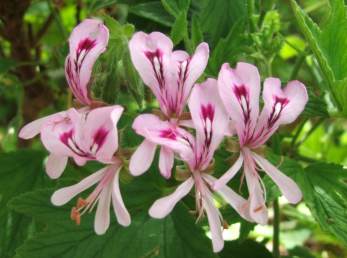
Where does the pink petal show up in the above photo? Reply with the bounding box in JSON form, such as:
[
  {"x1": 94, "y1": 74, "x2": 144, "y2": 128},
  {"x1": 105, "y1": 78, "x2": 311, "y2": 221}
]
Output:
[
  {"x1": 244, "y1": 164, "x2": 268, "y2": 225},
  {"x1": 45, "y1": 154, "x2": 68, "y2": 179},
  {"x1": 213, "y1": 154, "x2": 243, "y2": 190},
  {"x1": 218, "y1": 62, "x2": 260, "y2": 144},
  {"x1": 82, "y1": 105, "x2": 123, "y2": 163},
  {"x1": 132, "y1": 114, "x2": 194, "y2": 158},
  {"x1": 159, "y1": 147, "x2": 174, "y2": 179},
  {"x1": 202, "y1": 191, "x2": 224, "y2": 252},
  {"x1": 188, "y1": 78, "x2": 229, "y2": 169},
  {"x1": 94, "y1": 183, "x2": 112, "y2": 235},
  {"x1": 129, "y1": 32, "x2": 173, "y2": 114},
  {"x1": 252, "y1": 152, "x2": 302, "y2": 204},
  {"x1": 149, "y1": 177, "x2": 194, "y2": 219},
  {"x1": 111, "y1": 164, "x2": 131, "y2": 227},
  {"x1": 204, "y1": 174, "x2": 253, "y2": 222},
  {"x1": 66, "y1": 19, "x2": 109, "y2": 105},
  {"x1": 129, "y1": 140, "x2": 157, "y2": 176},
  {"x1": 18, "y1": 111, "x2": 66, "y2": 139},
  {"x1": 51, "y1": 167, "x2": 106, "y2": 206},
  {"x1": 253, "y1": 78, "x2": 308, "y2": 147}
]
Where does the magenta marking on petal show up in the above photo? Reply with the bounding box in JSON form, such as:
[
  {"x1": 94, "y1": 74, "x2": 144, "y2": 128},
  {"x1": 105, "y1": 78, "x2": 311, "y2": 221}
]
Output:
[
  {"x1": 60, "y1": 129, "x2": 74, "y2": 145},
  {"x1": 159, "y1": 128, "x2": 177, "y2": 140},
  {"x1": 267, "y1": 96, "x2": 289, "y2": 128},
  {"x1": 201, "y1": 104, "x2": 215, "y2": 122},
  {"x1": 77, "y1": 38, "x2": 97, "y2": 53},
  {"x1": 92, "y1": 127, "x2": 109, "y2": 151}
]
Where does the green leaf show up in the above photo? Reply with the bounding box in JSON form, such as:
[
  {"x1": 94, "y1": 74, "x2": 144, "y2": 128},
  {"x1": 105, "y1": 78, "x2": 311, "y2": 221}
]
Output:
[
  {"x1": 291, "y1": 0, "x2": 347, "y2": 115},
  {"x1": 10, "y1": 187, "x2": 217, "y2": 258},
  {"x1": 190, "y1": 14, "x2": 204, "y2": 49},
  {"x1": 207, "y1": 21, "x2": 249, "y2": 76},
  {"x1": 0, "y1": 58, "x2": 16, "y2": 74},
  {"x1": 170, "y1": 11, "x2": 188, "y2": 45},
  {"x1": 296, "y1": 163, "x2": 347, "y2": 245},
  {"x1": 0, "y1": 150, "x2": 49, "y2": 258},
  {"x1": 129, "y1": 1, "x2": 174, "y2": 27},
  {"x1": 197, "y1": 0, "x2": 248, "y2": 47},
  {"x1": 161, "y1": 0, "x2": 191, "y2": 18},
  {"x1": 219, "y1": 239, "x2": 273, "y2": 258}
]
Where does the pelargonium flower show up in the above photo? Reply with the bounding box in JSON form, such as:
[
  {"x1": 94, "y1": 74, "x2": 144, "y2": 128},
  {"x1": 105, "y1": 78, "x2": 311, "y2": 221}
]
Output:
[
  {"x1": 65, "y1": 18, "x2": 109, "y2": 105},
  {"x1": 20, "y1": 106, "x2": 123, "y2": 179},
  {"x1": 128, "y1": 31, "x2": 209, "y2": 178},
  {"x1": 51, "y1": 158, "x2": 130, "y2": 234},
  {"x1": 147, "y1": 79, "x2": 252, "y2": 252},
  {"x1": 214, "y1": 62, "x2": 308, "y2": 224}
]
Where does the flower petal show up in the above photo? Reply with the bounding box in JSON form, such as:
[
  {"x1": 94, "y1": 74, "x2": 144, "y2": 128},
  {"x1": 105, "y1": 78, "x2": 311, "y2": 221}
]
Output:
[
  {"x1": 129, "y1": 32, "x2": 173, "y2": 114},
  {"x1": 18, "y1": 111, "x2": 66, "y2": 139},
  {"x1": 252, "y1": 152, "x2": 302, "y2": 204},
  {"x1": 149, "y1": 177, "x2": 194, "y2": 219},
  {"x1": 188, "y1": 78, "x2": 229, "y2": 169},
  {"x1": 51, "y1": 167, "x2": 106, "y2": 206},
  {"x1": 132, "y1": 114, "x2": 194, "y2": 158},
  {"x1": 81, "y1": 105, "x2": 123, "y2": 163},
  {"x1": 45, "y1": 154, "x2": 68, "y2": 179},
  {"x1": 159, "y1": 147, "x2": 174, "y2": 179},
  {"x1": 218, "y1": 62, "x2": 261, "y2": 145},
  {"x1": 129, "y1": 139, "x2": 157, "y2": 176},
  {"x1": 213, "y1": 154, "x2": 243, "y2": 190},
  {"x1": 202, "y1": 191, "x2": 224, "y2": 253},
  {"x1": 204, "y1": 174, "x2": 253, "y2": 222},
  {"x1": 253, "y1": 78, "x2": 308, "y2": 147},
  {"x1": 244, "y1": 163, "x2": 268, "y2": 225},
  {"x1": 65, "y1": 19, "x2": 109, "y2": 105},
  {"x1": 111, "y1": 164, "x2": 131, "y2": 227},
  {"x1": 94, "y1": 182, "x2": 112, "y2": 235}
]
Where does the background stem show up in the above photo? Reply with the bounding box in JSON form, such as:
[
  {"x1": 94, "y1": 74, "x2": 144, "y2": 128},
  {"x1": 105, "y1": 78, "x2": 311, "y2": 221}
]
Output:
[{"x1": 273, "y1": 199, "x2": 280, "y2": 258}]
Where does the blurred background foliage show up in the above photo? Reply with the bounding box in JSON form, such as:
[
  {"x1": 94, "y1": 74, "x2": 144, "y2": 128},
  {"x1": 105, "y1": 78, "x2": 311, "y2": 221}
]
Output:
[{"x1": 0, "y1": 0, "x2": 347, "y2": 258}]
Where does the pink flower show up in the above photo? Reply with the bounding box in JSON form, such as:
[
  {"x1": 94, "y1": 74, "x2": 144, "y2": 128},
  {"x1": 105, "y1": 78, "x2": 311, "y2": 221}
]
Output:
[
  {"x1": 65, "y1": 19, "x2": 109, "y2": 105},
  {"x1": 19, "y1": 106, "x2": 123, "y2": 179},
  {"x1": 128, "y1": 31, "x2": 209, "y2": 178},
  {"x1": 51, "y1": 158, "x2": 131, "y2": 234},
  {"x1": 214, "y1": 62, "x2": 308, "y2": 224},
  {"x1": 148, "y1": 79, "x2": 252, "y2": 252}
]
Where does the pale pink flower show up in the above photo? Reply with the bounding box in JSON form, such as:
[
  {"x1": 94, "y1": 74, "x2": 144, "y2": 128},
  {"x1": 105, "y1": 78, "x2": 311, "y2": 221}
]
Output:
[
  {"x1": 128, "y1": 31, "x2": 209, "y2": 178},
  {"x1": 19, "y1": 106, "x2": 123, "y2": 179},
  {"x1": 65, "y1": 19, "x2": 109, "y2": 105},
  {"x1": 51, "y1": 158, "x2": 131, "y2": 234},
  {"x1": 214, "y1": 62, "x2": 308, "y2": 224},
  {"x1": 148, "y1": 79, "x2": 252, "y2": 252}
]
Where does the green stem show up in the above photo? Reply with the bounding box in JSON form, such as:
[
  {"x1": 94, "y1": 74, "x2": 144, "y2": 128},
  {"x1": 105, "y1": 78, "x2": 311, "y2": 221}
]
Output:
[
  {"x1": 294, "y1": 118, "x2": 324, "y2": 148},
  {"x1": 290, "y1": 51, "x2": 306, "y2": 80},
  {"x1": 290, "y1": 118, "x2": 308, "y2": 148},
  {"x1": 273, "y1": 199, "x2": 280, "y2": 258}
]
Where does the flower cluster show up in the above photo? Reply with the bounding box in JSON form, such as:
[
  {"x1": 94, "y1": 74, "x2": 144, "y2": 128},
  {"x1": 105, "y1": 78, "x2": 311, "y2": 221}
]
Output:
[{"x1": 19, "y1": 19, "x2": 308, "y2": 252}]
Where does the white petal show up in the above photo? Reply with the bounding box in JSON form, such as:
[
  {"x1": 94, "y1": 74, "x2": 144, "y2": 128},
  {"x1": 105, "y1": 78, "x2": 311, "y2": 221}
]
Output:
[
  {"x1": 94, "y1": 183, "x2": 112, "y2": 235},
  {"x1": 149, "y1": 177, "x2": 194, "y2": 219},
  {"x1": 159, "y1": 147, "x2": 174, "y2": 179},
  {"x1": 252, "y1": 153, "x2": 302, "y2": 204},
  {"x1": 51, "y1": 167, "x2": 106, "y2": 206},
  {"x1": 45, "y1": 154, "x2": 68, "y2": 179},
  {"x1": 111, "y1": 165, "x2": 131, "y2": 227},
  {"x1": 129, "y1": 140, "x2": 157, "y2": 176},
  {"x1": 202, "y1": 193, "x2": 224, "y2": 252},
  {"x1": 213, "y1": 154, "x2": 243, "y2": 190}
]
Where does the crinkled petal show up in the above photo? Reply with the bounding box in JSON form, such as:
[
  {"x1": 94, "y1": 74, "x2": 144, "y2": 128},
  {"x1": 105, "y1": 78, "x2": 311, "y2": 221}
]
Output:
[{"x1": 149, "y1": 177, "x2": 194, "y2": 219}]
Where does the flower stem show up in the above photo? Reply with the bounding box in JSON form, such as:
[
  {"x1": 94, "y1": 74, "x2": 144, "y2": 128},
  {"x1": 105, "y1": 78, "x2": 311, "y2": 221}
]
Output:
[{"x1": 273, "y1": 198, "x2": 280, "y2": 258}]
